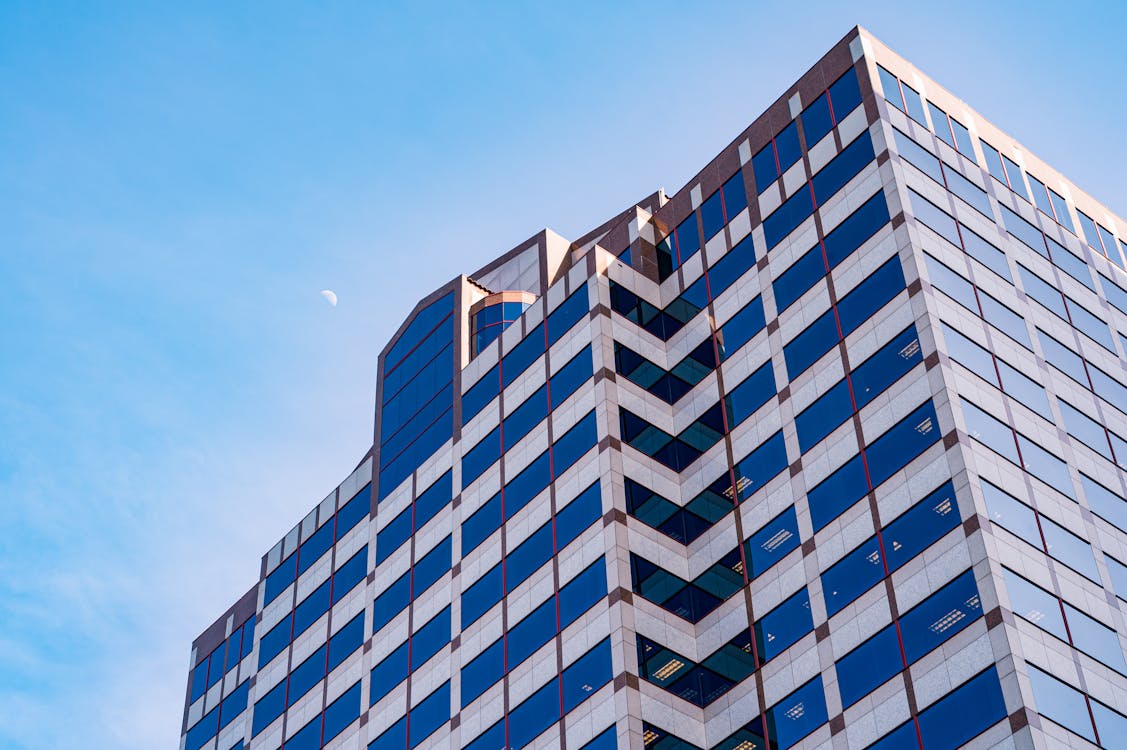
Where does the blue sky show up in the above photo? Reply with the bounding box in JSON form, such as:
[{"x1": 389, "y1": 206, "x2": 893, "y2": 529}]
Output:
[{"x1": 0, "y1": 2, "x2": 1123, "y2": 748}]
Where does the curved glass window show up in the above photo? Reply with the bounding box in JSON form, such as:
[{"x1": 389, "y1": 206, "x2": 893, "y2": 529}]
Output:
[{"x1": 472, "y1": 300, "x2": 529, "y2": 356}]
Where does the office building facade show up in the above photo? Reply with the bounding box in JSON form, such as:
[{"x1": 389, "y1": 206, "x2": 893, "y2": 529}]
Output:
[{"x1": 181, "y1": 26, "x2": 1127, "y2": 750}]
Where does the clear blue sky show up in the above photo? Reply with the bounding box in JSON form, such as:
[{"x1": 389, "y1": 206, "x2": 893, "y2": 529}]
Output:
[{"x1": 1, "y1": 2, "x2": 1123, "y2": 748}]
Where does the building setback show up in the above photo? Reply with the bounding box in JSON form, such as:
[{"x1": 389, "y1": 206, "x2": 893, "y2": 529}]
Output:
[{"x1": 180, "y1": 25, "x2": 1127, "y2": 750}]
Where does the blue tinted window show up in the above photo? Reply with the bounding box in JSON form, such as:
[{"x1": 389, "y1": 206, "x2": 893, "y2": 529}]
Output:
[
  {"x1": 824, "y1": 191, "x2": 891, "y2": 268},
  {"x1": 185, "y1": 707, "x2": 219, "y2": 750},
  {"x1": 189, "y1": 658, "x2": 208, "y2": 703},
  {"x1": 370, "y1": 641, "x2": 409, "y2": 703},
  {"x1": 928, "y1": 102, "x2": 954, "y2": 147},
  {"x1": 462, "y1": 426, "x2": 501, "y2": 488},
  {"x1": 706, "y1": 235, "x2": 757, "y2": 297},
  {"x1": 510, "y1": 679, "x2": 562, "y2": 749},
  {"x1": 461, "y1": 638, "x2": 504, "y2": 707},
  {"x1": 502, "y1": 322, "x2": 545, "y2": 388},
  {"x1": 725, "y1": 362, "x2": 775, "y2": 426},
  {"x1": 851, "y1": 326, "x2": 923, "y2": 409},
  {"x1": 298, "y1": 520, "x2": 335, "y2": 575},
  {"x1": 504, "y1": 384, "x2": 549, "y2": 447},
  {"x1": 764, "y1": 188, "x2": 815, "y2": 250},
  {"x1": 462, "y1": 721, "x2": 505, "y2": 750},
  {"x1": 332, "y1": 545, "x2": 368, "y2": 604},
  {"x1": 918, "y1": 668, "x2": 1006, "y2": 750},
  {"x1": 263, "y1": 554, "x2": 296, "y2": 606},
  {"x1": 462, "y1": 364, "x2": 499, "y2": 425},
  {"x1": 775, "y1": 121, "x2": 801, "y2": 172},
  {"x1": 837, "y1": 625, "x2": 901, "y2": 707},
  {"x1": 950, "y1": 118, "x2": 975, "y2": 161},
  {"x1": 563, "y1": 638, "x2": 613, "y2": 711},
  {"x1": 580, "y1": 726, "x2": 617, "y2": 750},
  {"x1": 701, "y1": 190, "x2": 724, "y2": 241},
  {"x1": 369, "y1": 716, "x2": 407, "y2": 750},
  {"x1": 866, "y1": 400, "x2": 940, "y2": 486},
  {"x1": 409, "y1": 681, "x2": 450, "y2": 747},
  {"x1": 980, "y1": 141, "x2": 1007, "y2": 184},
  {"x1": 509, "y1": 597, "x2": 556, "y2": 667},
  {"x1": 811, "y1": 132, "x2": 876, "y2": 205},
  {"x1": 373, "y1": 572, "x2": 410, "y2": 633},
  {"x1": 328, "y1": 613, "x2": 365, "y2": 671},
  {"x1": 783, "y1": 308, "x2": 838, "y2": 379},
  {"x1": 415, "y1": 470, "x2": 452, "y2": 528},
  {"x1": 836, "y1": 254, "x2": 906, "y2": 335},
  {"x1": 1028, "y1": 665, "x2": 1095, "y2": 741},
  {"x1": 796, "y1": 379, "x2": 852, "y2": 452},
  {"x1": 411, "y1": 607, "x2": 451, "y2": 669},
  {"x1": 337, "y1": 484, "x2": 370, "y2": 538},
  {"x1": 768, "y1": 676, "x2": 828, "y2": 748},
  {"x1": 553, "y1": 410, "x2": 598, "y2": 475},
  {"x1": 755, "y1": 588, "x2": 813, "y2": 661},
  {"x1": 901, "y1": 82, "x2": 926, "y2": 124},
  {"x1": 752, "y1": 142, "x2": 779, "y2": 191},
  {"x1": 413, "y1": 536, "x2": 451, "y2": 594},
  {"x1": 744, "y1": 507, "x2": 800, "y2": 577},
  {"x1": 773, "y1": 245, "x2": 825, "y2": 313},
  {"x1": 550, "y1": 345, "x2": 594, "y2": 407},
  {"x1": 505, "y1": 451, "x2": 551, "y2": 517},
  {"x1": 557, "y1": 482, "x2": 602, "y2": 548},
  {"x1": 293, "y1": 579, "x2": 331, "y2": 637},
  {"x1": 219, "y1": 680, "x2": 249, "y2": 730},
  {"x1": 377, "y1": 505, "x2": 412, "y2": 564},
  {"x1": 822, "y1": 535, "x2": 882, "y2": 617},
  {"x1": 462, "y1": 563, "x2": 503, "y2": 627},
  {"x1": 507, "y1": 524, "x2": 553, "y2": 593},
  {"x1": 883, "y1": 481, "x2": 960, "y2": 571},
  {"x1": 288, "y1": 645, "x2": 327, "y2": 705},
  {"x1": 802, "y1": 93, "x2": 833, "y2": 146},
  {"x1": 717, "y1": 296, "x2": 766, "y2": 357},
  {"x1": 900, "y1": 569, "x2": 981, "y2": 661},
  {"x1": 547, "y1": 286, "x2": 589, "y2": 346},
  {"x1": 1001, "y1": 155, "x2": 1028, "y2": 201},
  {"x1": 829, "y1": 68, "x2": 862, "y2": 119},
  {"x1": 258, "y1": 613, "x2": 292, "y2": 668},
  {"x1": 462, "y1": 492, "x2": 501, "y2": 554},
  {"x1": 251, "y1": 680, "x2": 285, "y2": 736},
  {"x1": 723, "y1": 172, "x2": 748, "y2": 218},
  {"x1": 560, "y1": 557, "x2": 608, "y2": 626},
  {"x1": 807, "y1": 454, "x2": 867, "y2": 531},
  {"x1": 324, "y1": 681, "x2": 361, "y2": 741},
  {"x1": 1049, "y1": 189, "x2": 1075, "y2": 232}
]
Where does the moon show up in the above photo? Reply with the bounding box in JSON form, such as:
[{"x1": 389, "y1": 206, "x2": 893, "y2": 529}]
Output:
[{"x1": 320, "y1": 289, "x2": 338, "y2": 307}]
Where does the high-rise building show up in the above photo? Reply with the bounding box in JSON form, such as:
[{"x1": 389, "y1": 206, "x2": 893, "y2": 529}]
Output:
[{"x1": 180, "y1": 25, "x2": 1127, "y2": 750}]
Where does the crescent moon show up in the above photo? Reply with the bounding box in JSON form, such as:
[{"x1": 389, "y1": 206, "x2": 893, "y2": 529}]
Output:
[{"x1": 320, "y1": 289, "x2": 338, "y2": 307}]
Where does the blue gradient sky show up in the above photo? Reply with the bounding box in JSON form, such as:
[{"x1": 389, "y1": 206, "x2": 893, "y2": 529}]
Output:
[{"x1": 1, "y1": 2, "x2": 1123, "y2": 748}]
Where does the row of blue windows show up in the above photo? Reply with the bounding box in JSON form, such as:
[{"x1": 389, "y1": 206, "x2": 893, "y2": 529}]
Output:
[
  {"x1": 624, "y1": 429, "x2": 787, "y2": 545},
  {"x1": 460, "y1": 638, "x2": 614, "y2": 750},
  {"x1": 637, "y1": 588, "x2": 813, "y2": 707},
  {"x1": 259, "y1": 543, "x2": 369, "y2": 669},
  {"x1": 795, "y1": 324, "x2": 923, "y2": 453},
  {"x1": 461, "y1": 478, "x2": 602, "y2": 628},
  {"x1": 619, "y1": 359, "x2": 775, "y2": 472},
  {"x1": 752, "y1": 67, "x2": 863, "y2": 193},
  {"x1": 893, "y1": 128, "x2": 994, "y2": 224},
  {"x1": 379, "y1": 292, "x2": 456, "y2": 500},
  {"x1": 877, "y1": 63, "x2": 1126, "y2": 275},
  {"x1": 461, "y1": 557, "x2": 607, "y2": 707},
  {"x1": 807, "y1": 399, "x2": 941, "y2": 532},
  {"x1": 372, "y1": 536, "x2": 451, "y2": 635},
  {"x1": 762, "y1": 129, "x2": 877, "y2": 251},
  {"x1": 263, "y1": 483, "x2": 370, "y2": 607},
  {"x1": 185, "y1": 679, "x2": 250, "y2": 750},
  {"x1": 783, "y1": 251, "x2": 907, "y2": 380},
  {"x1": 772, "y1": 189, "x2": 891, "y2": 314},
  {"x1": 837, "y1": 568, "x2": 982, "y2": 708},
  {"x1": 461, "y1": 345, "x2": 593, "y2": 487},
  {"x1": 655, "y1": 171, "x2": 748, "y2": 281},
  {"x1": 942, "y1": 322, "x2": 1052, "y2": 423},
  {"x1": 188, "y1": 616, "x2": 255, "y2": 704},
  {"x1": 1036, "y1": 321, "x2": 1127, "y2": 430},
  {"x1": 376, "y1": 470, "x2": 452, "y2": 564},
  {"x1": 866, "y1": 666, "x2": 1007, "y2": 750},
  {"x1": 369, "y1": 606, "x2": 452, "y2": 708},
  {"x1": 461, "y1": 284, "x2": 591, "y2": 427},
  {"x1": 367, "y1": 680, "x2": 451, "y2": 750}
]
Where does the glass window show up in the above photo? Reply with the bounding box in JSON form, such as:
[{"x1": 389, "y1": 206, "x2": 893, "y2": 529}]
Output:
[
  {"x1": 411, "y1": 607, "x2": 451, "y2": 669},
  {"x1": 822, "y1": 190, "x2": 891, "y2": 269},
  {"x1": 413, "y1": 535, "x2": 451, "y2": 594},
  {"x1": 1049, "y1": 188, "x2": 1076, "y2": 233},
  {"x1": 899, "y1": 568, "x2": 981, "y2": 661},
  {"x1": 807, "y1": 453, "x2": 867, "y2": 531},
  {"x1": 802, "y1": 92, "x2": 833, "y2": 146},
  {"x1": 372, "y1": 572, "x2": 410, "y2": 633},
  {"x1": 722, "y1": 171, "x2": 748, "y2": 219},
  {"x1": 562, "y1": 638, "x2": 613, "y2": 711},
  {"x1": 1081, "y1": 473, "x2": 1127, "y2": 530},
  {"x1": 795, "y1": 379, "x2": 852, "y2": 453},
  {"x1": 775, "y1": 121, "x2": 801, "y2": 173},
  {"x1": 962, "y1": 399, "x2": 1019, "y2": 464},
  {"x1": 981, "y1": 481, "x2": 1041, "y2": 545},
  {"x1": 900, "y1": 82, "x2": 926, "y2": 124},
  {"x1": 370, "y1": 641, "x2": 409, "y2": 702},
  {"x1": 928, "y1": 102, "x2": 954, "y2": 147},
  {"x1": 744, "y1": 506, "x2": 800, "y2": 578},
  {"x1": 547, "y1": 285, "x2": 590, "y2": 346},
  {"x1": 461, "y1": 637, "x2": 504, "y2": 707},
  {"x1": 1027, "y1": 173, "x2": 1055, "y2": 216},
  {"x1": 909, "y1": 188, "x2": 961, "y2": 247},
  {"x1": 980, "y1": 140, "x2": 1007, "y2": 185},
  {"x1": 810, "y1": 132, "x2": 876, "y2": 206},
  {"x1": 1027, "y1": 665, "x2": 1095, "y2": 741},
  {"x1": 752, "y1": 142, "x2": 779, "y2": 192},
  {"x1": 947, "y1": 166, "x2": 993, "y2": 218},
  {"x1": 557, "y1": 481, "x2": 602, "y2": 548},
  {"x1": 293, "y1": 579, "x2": 330, "y2": 637},
  {"x1": 836, "y1": 254, "x2": 907, "y2": 336},
  {"x1": 1004, "y1": 568, "x2": 1067, "y2": 639},
  {"x1": 409, "y1": 681, "x2": 450, "y2": 747},
  {"x1": 1077, "y1": 210, "x2": 1103, "y2": 253},
  {"x1": 332, "y1": 545, "x2": 368, "y2": 604},
  {"x1": 916, "y1": 668, "x2": 1006, "y2": 750},
  {"x1": 837, "y1": 625, "x2": 901, "y2": 707},
  {"x1": 754, "y1": 588, "x2": 813, "y2": 661},
  {"x1": 877, "y1": 66, "x2": 903, "y2": 110},
  {"x1": 323, "y1": 681, "x2": 361, "y2": 742},
  {"x1": 1001, "y1": 155, "x2": 1029, "y2": 201},
  {"x1": 1041, "y1": 515, "x2": 1098, "y2": 581},
  {"x1": 461, "y1": 563, "x2": 502, "y2": 627},
  {"x1": 717, "y1": 296, "x2": 766, "y2": 359},
  {"x1": 328, "y1": 613, "x2": 365, "y2": 671},
  {"x1": 950, "y1": 117, "x2": 975, "y2": 161},
  {"x1": 865, "y1": 400, "x2": 940, "y2": 487},
  {"x1": 462, "y1": 492, "x2": 501, "y2": 555},
  {"x1": 829, "y1": 68, "x2": 863, "y2": 120}
]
